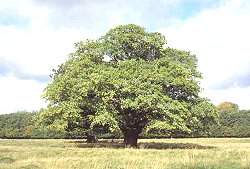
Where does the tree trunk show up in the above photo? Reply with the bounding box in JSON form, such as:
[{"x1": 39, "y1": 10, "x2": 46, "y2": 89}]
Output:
[
  {"x1": 123, "y1": 130, "x2": 139, "y2": 148},
  {"x1": 86, "y1": 134, "x2": 98, "y2": 143}
]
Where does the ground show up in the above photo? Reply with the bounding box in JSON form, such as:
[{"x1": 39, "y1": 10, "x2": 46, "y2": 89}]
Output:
[{"x1": 0, "y1": 138, "x2": 250, "y2": 169}]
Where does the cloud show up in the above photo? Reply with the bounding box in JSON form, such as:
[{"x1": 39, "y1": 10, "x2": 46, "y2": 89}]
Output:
[
  {"x1": 0, "y1": 0, "x2": 223, "y2": 78},
  {"x1": 202, "y1": 87, "x2": 250, "y2": 110},
  {"x1": 0, "y1": 58, "x2": 12, "y2": 76},
  {"x1": 0, "y1": 75, "x2": 47, "y2": 113},
  {"x1": 0, "y1": 58, "x2": 49, "y2": 83},
  {"x1": 0, "y1": 0, "x2": 96, "y2": 113},
  {"x1": 32, "y1": 0, "x2": 220, "y2": 31},
  {"x1": 32, "y1": 0, "x2": 159, "y2": 31},
  {"x1": 214, "y1": 71, "x2": 250, "y2": 90},
  {"x1": 158, "y1": 0, "x2": 250, "y2": 109}
]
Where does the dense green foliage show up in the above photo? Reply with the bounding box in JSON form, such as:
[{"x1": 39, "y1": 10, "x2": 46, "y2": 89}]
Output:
[
  {"x1": 1, "y1": 102, "x2": 250, "y2": 138},
  {"x1": 210, "y1": 102, "x2": 250, "y2": 137},
  {"x1": 0, "y1": 111, "x2": 36, "y2": 138},
  {"x1": 0, "y1": 111, "x2": 67, "y2": 138},
  {"x1": 0, "y1": 111, "x2": 113, "y2": 139},
  {"x1": 39, "y1": 24, "x2": 218, "y2": 147}
]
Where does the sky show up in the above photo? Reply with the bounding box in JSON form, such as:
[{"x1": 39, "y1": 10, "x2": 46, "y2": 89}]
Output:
[{"x1": 0, "y1": 0, "x2": 250, "y2": 114}]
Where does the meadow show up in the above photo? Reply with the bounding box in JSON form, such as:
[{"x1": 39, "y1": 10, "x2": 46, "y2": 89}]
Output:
[{"x1": 0, "y1": 138, "x2": 250, "y2": 169}]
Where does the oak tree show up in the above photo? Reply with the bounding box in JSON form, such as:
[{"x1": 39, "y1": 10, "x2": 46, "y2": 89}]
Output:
[{"x1": 40, "y1": 24, "x2": 218, "y2": 147}]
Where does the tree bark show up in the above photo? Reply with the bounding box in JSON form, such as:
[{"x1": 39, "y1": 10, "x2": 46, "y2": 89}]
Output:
[
  {"x1": 86, "y1": 134, "x2": 98, "y2": 143},
  {"x1": 123, "y1": 130, "x2": 139, "y2": 148}
]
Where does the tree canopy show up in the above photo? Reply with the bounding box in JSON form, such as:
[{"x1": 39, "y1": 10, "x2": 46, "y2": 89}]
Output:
[
  {"x1": 209, "y1": 102, "x2": 250, "y2": 137},
  {"x1": 0, "y1": 111, "x2": 36, "y2": 138},
  {"x1": 217, "y1": 101, "x2": 239, "y2": 113},
  {"x1": 39, "y1": 24, "x2": 218, "y2": 147}
]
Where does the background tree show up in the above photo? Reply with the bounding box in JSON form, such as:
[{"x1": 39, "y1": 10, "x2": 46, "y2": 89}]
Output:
[
  {"x1": 217, "y1": 101, "x2": 239, "y2": 113},
  {"x1": 210, "y1": 102, "x2": 250, "y2": 137},
  {"x1": 0, "y1": 111, "x2": 36, "y2": 138},
  {"x1": 40, "y1": 24, "x2": 218, "y2": 147}
]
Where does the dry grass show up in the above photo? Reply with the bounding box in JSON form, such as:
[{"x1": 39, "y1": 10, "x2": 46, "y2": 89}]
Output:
[{"x1": 0, "y1": 138, "x2": 250, "y2": 169}]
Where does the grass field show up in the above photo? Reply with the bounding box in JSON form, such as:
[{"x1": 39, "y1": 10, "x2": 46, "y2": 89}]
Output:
[{"x1": 0, "y1": 138, "x2": 250, "y2": 169}]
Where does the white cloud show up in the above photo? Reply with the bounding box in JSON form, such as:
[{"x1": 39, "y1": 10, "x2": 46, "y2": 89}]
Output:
[
  {"x1": 202, "y1": 87, "x2": 250, "y2": 110},
  {"x1": 0, "y1": 26, "x2": 95, "y2": 76},
  {"x1": 159, "y1": 0, "x2": 250, "y2": 109},
  {"x1": 0, "y1": 0, "x2": 98, "y2": 113},
  {"x1": 0, "y1": 75, "x2": 47, "y2": 113}
]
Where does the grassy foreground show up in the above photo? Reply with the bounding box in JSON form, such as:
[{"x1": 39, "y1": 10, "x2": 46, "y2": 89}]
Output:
[{"x1": 0, "y1": 138, "x2": 250, "y2": 169}]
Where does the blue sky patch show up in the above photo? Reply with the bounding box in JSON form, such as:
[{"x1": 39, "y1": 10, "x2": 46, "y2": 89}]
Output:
[{"x1": 0, "y1": 12, "x2": 30, "y2": 28}]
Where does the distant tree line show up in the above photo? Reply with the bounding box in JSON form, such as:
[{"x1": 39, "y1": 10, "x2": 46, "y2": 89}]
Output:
[
  {"x1": 209, "y1": 102, "x2": 250, "y2": 137},
  {"x1": 0, "y1": 111, "x2": 65, "y2": 139},
  {"x1": 0, "y1": 111, "x2": 37, "y2": 138},
  {"x1": 0, "y1": 101, "x2": 250, "y2": 139},
  {"x1": 0, "y1": 111, "x2": 113, "y2": 139}
]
